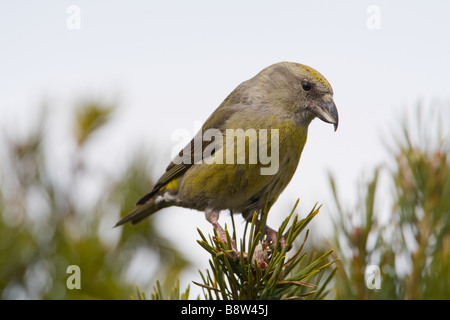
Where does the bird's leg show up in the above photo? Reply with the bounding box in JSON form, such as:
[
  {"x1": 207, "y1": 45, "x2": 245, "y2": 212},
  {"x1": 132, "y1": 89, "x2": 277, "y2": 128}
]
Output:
[
  {"x1": 264, "y1": 225, "x2": 287, "y2": 251},
  {"x1": 205, "y1": 209, "x2": 226, "y2": 241},
  {"x1": 246, "y1": 214, "x2": 289, "y2": 252},
  {"x1": 205, "y1": 209, "x2": 238, "y2": 254}
]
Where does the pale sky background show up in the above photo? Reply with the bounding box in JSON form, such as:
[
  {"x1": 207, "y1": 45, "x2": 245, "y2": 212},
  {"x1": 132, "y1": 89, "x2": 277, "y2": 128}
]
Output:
[{"x1": 1, "y1": 0, "x2": 449, "y2": 296}]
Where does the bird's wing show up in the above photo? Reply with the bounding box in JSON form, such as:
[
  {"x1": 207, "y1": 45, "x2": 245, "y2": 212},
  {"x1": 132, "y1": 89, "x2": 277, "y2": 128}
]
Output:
[{"x1": 135, "y1": 103, "x2": 238, "y2": 205}]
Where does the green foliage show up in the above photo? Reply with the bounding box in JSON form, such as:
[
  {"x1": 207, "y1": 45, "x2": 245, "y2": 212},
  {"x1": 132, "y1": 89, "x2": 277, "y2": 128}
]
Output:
[
  {"x1": 73, "y1": 101, "x2": 115, "y2": 146},
  {"x1": 132, "y1": 282, "x2": 190, "y2": 300},
  {"x1": 194, "y1": 200, "x2": 336, "y2": 300},
  {"x1": 0, "y1": 102, "x2": 189, "y2": 299},
  {"x1": 330, "y1": 105, "x2": 450, "y2": 299}
]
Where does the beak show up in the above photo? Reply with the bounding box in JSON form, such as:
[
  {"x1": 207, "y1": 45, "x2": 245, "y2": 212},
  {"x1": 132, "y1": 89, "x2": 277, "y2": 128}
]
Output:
[{"x1": 313, "y1": 98, "x2": 339, "y2": 131}]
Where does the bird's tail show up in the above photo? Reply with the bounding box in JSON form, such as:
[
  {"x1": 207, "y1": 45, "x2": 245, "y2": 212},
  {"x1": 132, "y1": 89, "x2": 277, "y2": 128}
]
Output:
[{"x1": 114, "y1": 197, "x2": 166, "y2": 227}]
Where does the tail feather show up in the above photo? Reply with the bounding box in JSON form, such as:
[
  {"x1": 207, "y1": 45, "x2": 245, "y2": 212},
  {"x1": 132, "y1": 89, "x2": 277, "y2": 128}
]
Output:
[{"x1": 115, "y1": 198, "x2": 160, "y2": 227}]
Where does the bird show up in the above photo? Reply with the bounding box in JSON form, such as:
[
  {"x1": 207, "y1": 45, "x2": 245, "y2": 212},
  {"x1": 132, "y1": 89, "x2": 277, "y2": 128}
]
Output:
[{"x1": 115, "y1": 61, "x2": 338, "y2": 250}]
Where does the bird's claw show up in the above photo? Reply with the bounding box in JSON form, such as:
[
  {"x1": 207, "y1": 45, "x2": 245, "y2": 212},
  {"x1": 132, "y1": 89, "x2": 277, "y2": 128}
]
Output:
[
  {"x1": 264, "y1": 225, "x2": 291, "y2": 252},
  {"x1": 212, "y1": 222, "x2": 240, "y2": 259},
  {"x1": 211, "y1": 221, "x2": 291, "y2": 265}
]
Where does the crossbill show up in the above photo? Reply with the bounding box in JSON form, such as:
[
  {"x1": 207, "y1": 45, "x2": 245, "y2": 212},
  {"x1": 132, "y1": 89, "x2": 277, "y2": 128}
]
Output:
[{"x1": 116, "y1": 62, "x2": 338, "y2": 248}]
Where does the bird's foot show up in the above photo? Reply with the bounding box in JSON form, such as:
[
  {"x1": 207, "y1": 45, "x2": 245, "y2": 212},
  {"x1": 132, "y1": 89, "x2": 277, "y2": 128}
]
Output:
[
  {"x1": 210, "y1": 221, "x2": 240, "y2": 259},
  {"x1": 264, "y1": 225, "x2": 290, "y2": 252},
  {"x1": 206, "y1": 209, "x2": 240, "y2": 258}
]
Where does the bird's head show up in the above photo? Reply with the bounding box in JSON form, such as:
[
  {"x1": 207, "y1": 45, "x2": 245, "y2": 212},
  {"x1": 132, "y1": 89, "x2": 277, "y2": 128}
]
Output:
[{"x1": 257, "y1": 61, "x2": 339, "y2": 131}]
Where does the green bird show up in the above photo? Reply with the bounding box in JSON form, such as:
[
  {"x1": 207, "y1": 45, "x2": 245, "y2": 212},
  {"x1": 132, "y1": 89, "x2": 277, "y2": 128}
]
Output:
[{"x1": 116, "y1": 61, "x2": 338, "y2": 249}]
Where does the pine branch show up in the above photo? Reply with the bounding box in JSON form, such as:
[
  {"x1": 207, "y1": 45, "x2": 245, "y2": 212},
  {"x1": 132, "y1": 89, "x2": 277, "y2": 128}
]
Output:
[{"x1": 194, "y1": 199, "x2": 336, "y2": 300}]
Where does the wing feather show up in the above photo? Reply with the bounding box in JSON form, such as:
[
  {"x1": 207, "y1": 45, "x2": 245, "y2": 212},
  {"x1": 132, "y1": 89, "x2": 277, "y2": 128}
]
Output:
[{"x1": 135, "y1": 100, "x2": 240, "y2": 205}]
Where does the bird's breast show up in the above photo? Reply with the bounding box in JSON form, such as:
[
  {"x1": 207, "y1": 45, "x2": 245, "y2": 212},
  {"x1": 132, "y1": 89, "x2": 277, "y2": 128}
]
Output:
[{"x1": 177, "y1": 120, "x2": 308, "y2": 212}]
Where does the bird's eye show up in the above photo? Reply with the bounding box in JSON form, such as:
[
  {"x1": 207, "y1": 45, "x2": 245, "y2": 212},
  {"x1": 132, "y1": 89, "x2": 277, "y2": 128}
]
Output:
[{"x1": 302, "y1": 81, "x2": 312, "y2": 92}]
